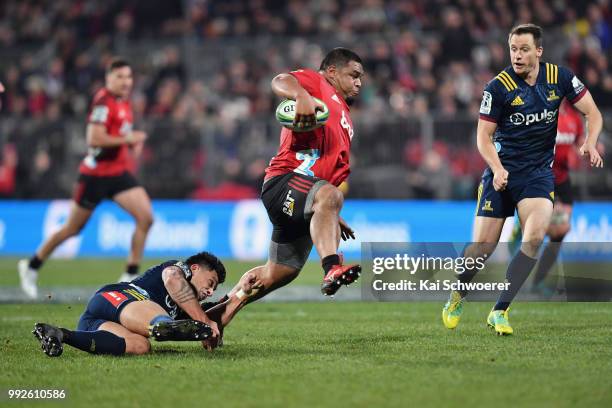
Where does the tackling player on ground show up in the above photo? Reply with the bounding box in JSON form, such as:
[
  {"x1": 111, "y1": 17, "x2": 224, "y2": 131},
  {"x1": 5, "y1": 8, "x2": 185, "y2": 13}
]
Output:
[
  {"x1": 32, "y1": 252, "x2": 232, "y2": 357},
  {"x1": 205, "y1": 48, "x2": 365, "y2": 328},
  {"x1": 442, "y1": 24, "x2": 604, "y2": 335},
  {"x1": 18, "y1": 58, "x2": 154, "y2": 299}
]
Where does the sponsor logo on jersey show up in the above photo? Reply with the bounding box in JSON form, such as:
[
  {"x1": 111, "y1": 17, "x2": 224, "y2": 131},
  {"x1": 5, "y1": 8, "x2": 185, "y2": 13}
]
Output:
[
  {"x1": 101, "y1": 291, "x2": 128, "y2": 308},
  {"x1": 165, "y1": 295, "x2": 179, "y2": 318},
  {"x1": 571, "y1": 76, "x2": 585, "y2": 94},
  {"x1": 547, "y1": 90, "x2": 559, "y2": 101},
  {"x1": 90, "y1": 105, "x2": 109, "y2": 123},
  {"x1": 480, "y1": 91, "x2": 492, "y2": 114},
  {"x1": 340, "y1": 110, "x2": 354, "y2": 140},
  {"x1": 282, "y1": 190, "x2": 295, "y2": 217},
  {"x1": 509, "y1": 109, "x2": 558, "y2": 126},
  {"x1": 510, "y1": 95, "x2": 524, "y2": 106},
  {"x1": 482, "y1": 200, "x2": 494, "y2": 212}
]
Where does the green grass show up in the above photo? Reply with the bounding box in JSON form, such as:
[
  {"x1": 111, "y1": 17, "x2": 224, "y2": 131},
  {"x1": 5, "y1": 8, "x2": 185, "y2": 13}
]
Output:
[
  {"x1": 2, "y1": 302, "x2": 612, "y2": 407},
  {"x1": 1, "y1": 257, "x2": 612, "y2": 407},
  {"x1": 0, "y1": 257, "x2": 323, "y2": 287}
]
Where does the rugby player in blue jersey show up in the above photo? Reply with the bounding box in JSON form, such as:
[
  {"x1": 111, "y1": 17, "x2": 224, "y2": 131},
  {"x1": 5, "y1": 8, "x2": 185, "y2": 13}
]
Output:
[
  {"x1": 442, "y1": 24, "x2": 604, "y2": 335},
  {"x1": 32, "y1": 252, "x2": 240, "y2": 356}
]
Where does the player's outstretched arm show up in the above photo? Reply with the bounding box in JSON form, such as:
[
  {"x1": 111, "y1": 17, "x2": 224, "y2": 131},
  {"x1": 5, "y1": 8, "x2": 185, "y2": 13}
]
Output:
[
  {"x1": 87, "y1": 123, "x2": 146, "y2": 148},
  {"x1": 161, "y1": 266, "x2": 220, "y2": 340},
  {"x1": 477, "y1": 119, "x2": 508, "y2": 191},
  {"x1": 573, "y1": 91, "x2": 604, "y2": 168}
]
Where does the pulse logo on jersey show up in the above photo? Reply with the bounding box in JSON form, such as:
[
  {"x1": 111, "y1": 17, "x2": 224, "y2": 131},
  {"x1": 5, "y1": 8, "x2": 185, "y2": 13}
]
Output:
[{"x1": 509, "y1": 109, "x2": 558, "y2": 126}]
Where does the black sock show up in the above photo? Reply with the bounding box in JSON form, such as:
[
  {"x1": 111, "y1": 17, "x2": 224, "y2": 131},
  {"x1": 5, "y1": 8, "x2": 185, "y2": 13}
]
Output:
[
  {"x1": 532, "y1": 239, "x2": 563, "y2": 286},
  {"x1": 494, "y1": 250, "x2": 537, "y2": 311},
  {"x1": 61, "y1": 328, "x2": 126, "y2": 355},
  {"x1": 457, "y1": 265, "x2": 480, "y2": 298},
  {"x1": 126, "y1": 264, "x2": 139, "y2": 276},
  {"x1": 456, "y1": 246, "x2": 484, "y2": 297},
  {"x1": 322, "y1": 254, "x2": 340, "y2": 274},
  {"x1": 29, "y1": 255, "x2": 43, "y2": 270}
]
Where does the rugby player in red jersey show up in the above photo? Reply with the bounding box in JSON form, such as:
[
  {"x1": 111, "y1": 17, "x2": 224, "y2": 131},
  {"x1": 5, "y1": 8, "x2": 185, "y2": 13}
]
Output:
[
  {"x1": 18, "y1": 58, "x2": 153, "y2": 299},
  {"x1": 206, "y1": 48, "x2": 365, "y2": 328}
]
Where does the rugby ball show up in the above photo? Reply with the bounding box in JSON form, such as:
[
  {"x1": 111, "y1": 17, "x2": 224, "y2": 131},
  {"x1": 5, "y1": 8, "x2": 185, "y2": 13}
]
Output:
[{"x1": 275, "y1": 98, "x2": 329, "y2": 131}]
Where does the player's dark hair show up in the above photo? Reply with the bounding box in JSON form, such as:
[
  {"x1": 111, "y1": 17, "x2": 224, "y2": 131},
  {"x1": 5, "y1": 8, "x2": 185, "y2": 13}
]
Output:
[
  {"x1": 319, "y1": 47, "x2": 362, "y2": 70},
  {"x1": 509, "y1": 24, "x2": 543, "y2": 47},
  {"x1": 106, "y1": 58, "x2": 131, "y2": 74},
  {"x1": 185, "y1": 251, "x2": 226, "y2": 284}
]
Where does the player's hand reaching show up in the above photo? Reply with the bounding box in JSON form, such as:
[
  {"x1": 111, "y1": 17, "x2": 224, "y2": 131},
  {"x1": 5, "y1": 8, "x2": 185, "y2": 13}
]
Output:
[
  {"x1": 492, "y1": 167, "x2": 509, "y2": 191},
  {"x1": 579, "y1": 142, "x2": 604, "y2": 168},
  {"x1": 240, "y1": 272, "x2": 264, "y2": 295},
  {"x1": 293, "y1": 91, "x2": 325, "y2": 131},
  {"x1": 339, "y1": 217, "x2": 355, "y2": 241},
  {"x1": 202, "y1": 319, "x2": 221, "y2": 352}
]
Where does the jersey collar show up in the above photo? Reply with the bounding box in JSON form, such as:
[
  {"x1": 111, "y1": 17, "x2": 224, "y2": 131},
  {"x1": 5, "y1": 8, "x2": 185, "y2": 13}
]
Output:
[{"x1": 507, "y1": 62, "x2": 545, "y2": 87}]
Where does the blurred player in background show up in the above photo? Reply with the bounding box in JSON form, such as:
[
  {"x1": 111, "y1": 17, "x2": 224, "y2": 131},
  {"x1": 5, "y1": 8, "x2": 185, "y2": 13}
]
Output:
[
  {"x1": 32, "y1": 251, "x2": 228, "y2": 357},
  {"x1": 18, "y1": 58, "x2": 153, "y2": 299},
  {"x1": 203, "y1": 48, "x2": 365, "y2": 329},
  {"x1": 442, "y1": 24, "x2": 604, "y2": 335}
]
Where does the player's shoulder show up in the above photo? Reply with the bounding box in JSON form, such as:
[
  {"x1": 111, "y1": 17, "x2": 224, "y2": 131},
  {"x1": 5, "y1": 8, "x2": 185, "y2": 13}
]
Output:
[
  {"x1": 486, "y1": 66, "x2": 519, "y2": 93},
  {"x1": 289, "y1": 68, "x2": 323, "y2": 82},
  {"x1": 91, "y1": 88, "x2": 114, "y2": 106},
  {"x1": 161, "y1": 260, "x2": 192, "y2": 279}
]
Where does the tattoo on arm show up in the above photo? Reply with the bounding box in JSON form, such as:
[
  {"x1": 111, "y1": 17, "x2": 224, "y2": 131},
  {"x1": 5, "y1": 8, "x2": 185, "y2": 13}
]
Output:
[{"x1": 174, "y1": 278, "x2": 196, "y2": 303}]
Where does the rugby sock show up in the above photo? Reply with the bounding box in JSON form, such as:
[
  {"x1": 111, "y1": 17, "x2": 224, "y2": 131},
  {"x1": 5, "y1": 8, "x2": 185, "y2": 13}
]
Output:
[
  {"x1": 493, "y1": 250, "x2": 537, "y2": 311},
  {"x1": 532, "y1": 238, "x2": 563, "y2": 286},
  {"x1": 150, "y1": 315, "x2": 173, "y2": 326},
  {"x1": 28, "y1": 255, "x2": 43, "y2": 270},
  {"x1": 60, "y1": 329, "x2": 126, "y2": 355},
  {"x1": 322, "y1": 254, "x2": 340, "y2": 274},
  {"x1": 457, "y1": 265, "x2": 480, "y2": 298},
  {"x1": 126, "y1": 264, "x2": 139, "y2": 276}
]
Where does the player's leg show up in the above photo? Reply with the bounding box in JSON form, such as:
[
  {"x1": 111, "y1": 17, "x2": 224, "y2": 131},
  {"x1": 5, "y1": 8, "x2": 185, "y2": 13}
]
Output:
[
  {"x1": 488, "y1": 197, "x2": 553, "y2": 335},
  {"x1": 18, "y1": 201, "x2": 93, "y2": 299},
  {"x1": 119, "y1": 300, "x2": 211, "y2": 342},
  {"x1": 442, "y1": 172, "x2": 510, "y2": 329},
  {"x1": 310, "y1": 184, "x2": 361, "y2": 295},
  {"x1": 112, "y1": 175, "x2": 154, "y2": 281},
  {"x1": 532, "y1": 182, "x2": 573, "y2": 291},
  {"x1": 32, "y1": 321, "x2": 135, "y2": 357},
  {"x1": 208, "y1": 260, "x2": 302, "y2": 328}
]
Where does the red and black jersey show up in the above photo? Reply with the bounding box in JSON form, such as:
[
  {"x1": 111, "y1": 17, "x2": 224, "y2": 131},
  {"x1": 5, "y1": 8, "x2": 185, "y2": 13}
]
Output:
[
  {"x1": 553, "y1": 102, "x2": 583, "y2": 184},
  {"x1": 79, "y1": 88, "x2": 135, "y2": 177},
  {"x1": 265, "y1": 69, "x2": 355, "y2": 187}
]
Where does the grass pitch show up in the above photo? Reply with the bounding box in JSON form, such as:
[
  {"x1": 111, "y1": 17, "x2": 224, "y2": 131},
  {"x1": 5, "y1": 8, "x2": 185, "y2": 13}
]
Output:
[{"x1": 1, "y1": 258, "x2": 612, "y2": 407}]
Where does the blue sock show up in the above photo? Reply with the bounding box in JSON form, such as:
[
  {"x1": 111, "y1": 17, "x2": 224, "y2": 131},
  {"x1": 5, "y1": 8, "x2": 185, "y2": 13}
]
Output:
[
  {"x1": 61, "y1": 329, "x2": 126, "y2": 355},
  {"x1": 149, "y1": 315, "x2": 173, "y2": 326},
  {"x1": 494, "y1": 250, "x2": 537, "y2": 310}
]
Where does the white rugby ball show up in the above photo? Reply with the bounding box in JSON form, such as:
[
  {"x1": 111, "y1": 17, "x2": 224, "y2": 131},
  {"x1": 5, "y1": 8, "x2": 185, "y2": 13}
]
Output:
[{"x1": 275, "y1": 98, "x2": 329, "y2": 131}]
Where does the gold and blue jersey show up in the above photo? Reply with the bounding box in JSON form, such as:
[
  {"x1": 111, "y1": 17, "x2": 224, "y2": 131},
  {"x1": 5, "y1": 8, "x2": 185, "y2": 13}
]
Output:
[{"x1": 479, "y1": 62, "x2": 587, "y2": 174}]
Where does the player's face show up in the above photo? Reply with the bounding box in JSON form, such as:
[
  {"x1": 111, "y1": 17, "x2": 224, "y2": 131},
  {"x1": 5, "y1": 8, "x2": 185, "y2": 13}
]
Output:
[
  {"x1": 190, "y1": 265, "x2": 219, "y2": 301},
  {"x1": 509, "y1": 34, "x2": 542, "y2": 77},
  {"x1": 106, "y1": 66, "x2": 133, "y2": 98},
  {"x1": 328, "y1": 61, "x2": 364, "y2": 100}
]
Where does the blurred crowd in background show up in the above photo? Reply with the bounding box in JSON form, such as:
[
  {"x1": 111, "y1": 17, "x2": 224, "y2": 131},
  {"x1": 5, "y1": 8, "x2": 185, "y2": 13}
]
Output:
[{"x1": 0, "y1": 0, "x2": 610, "y2": 200}]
